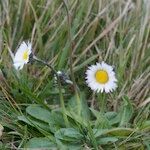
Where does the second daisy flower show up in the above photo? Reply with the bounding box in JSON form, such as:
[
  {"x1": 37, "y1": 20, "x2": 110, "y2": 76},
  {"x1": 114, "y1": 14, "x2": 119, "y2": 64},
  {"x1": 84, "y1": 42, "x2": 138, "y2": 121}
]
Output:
[{"x1": 85, "y1": 62, "x2": 117, "y2": 93}]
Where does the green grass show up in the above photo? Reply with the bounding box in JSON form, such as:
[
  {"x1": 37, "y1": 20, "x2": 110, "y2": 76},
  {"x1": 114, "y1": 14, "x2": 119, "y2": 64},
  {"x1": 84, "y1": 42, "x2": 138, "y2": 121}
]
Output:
[{"x1": 0, "y1": 0, "x2": 150, "y2": 149}]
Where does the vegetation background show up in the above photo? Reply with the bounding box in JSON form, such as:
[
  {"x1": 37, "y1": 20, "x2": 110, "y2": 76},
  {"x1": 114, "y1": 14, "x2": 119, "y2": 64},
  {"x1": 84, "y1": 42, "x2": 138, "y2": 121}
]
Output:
[{"x1": 0, "y1": 0, "x2": 150, "y2": 149}]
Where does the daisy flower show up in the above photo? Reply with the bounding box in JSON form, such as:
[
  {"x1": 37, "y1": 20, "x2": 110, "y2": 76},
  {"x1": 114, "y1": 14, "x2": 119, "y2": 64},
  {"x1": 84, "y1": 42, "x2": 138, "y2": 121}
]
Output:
[
  {"x1": 85, "y1": 62, "x2": 117, "y2": 93},
  {"x1": 13, "y1": 41, "x2": 32, "y2": 70}
]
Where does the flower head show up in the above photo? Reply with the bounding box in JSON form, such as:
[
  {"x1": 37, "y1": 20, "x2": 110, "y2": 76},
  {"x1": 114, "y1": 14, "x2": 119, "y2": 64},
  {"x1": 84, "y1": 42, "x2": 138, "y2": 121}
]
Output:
[
  {"x1": 85, "y1": 62, "x2": 117, "y2": 93},
  {"x1": 13, "y1": 41, "x2": 32, "y2": 70}
]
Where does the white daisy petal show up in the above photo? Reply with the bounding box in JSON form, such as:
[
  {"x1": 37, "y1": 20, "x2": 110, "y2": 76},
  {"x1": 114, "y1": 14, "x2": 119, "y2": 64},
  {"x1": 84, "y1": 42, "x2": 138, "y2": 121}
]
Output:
[
  {"x1": 85, "y1": 62, "x2": 117, "y2": 93},
  {"x1": 14, "y1": 62, "x2": 24, "y2": 70},
  {"x1": 13, "y1": 41, "x2": 32, "y2": 70}
]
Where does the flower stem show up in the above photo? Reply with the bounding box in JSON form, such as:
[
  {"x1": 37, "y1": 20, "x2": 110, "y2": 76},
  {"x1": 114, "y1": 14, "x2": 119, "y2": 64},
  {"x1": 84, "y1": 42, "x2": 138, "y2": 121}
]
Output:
[
  {"x1": 98, "y1": 93, "x2": 106, "y2": 113},
  {"x1": 33, "y1": 56, "x2": 69, "y2": 127},
  {"x1": 62, "y1": 0, "x2": 81, "y2": 115}
]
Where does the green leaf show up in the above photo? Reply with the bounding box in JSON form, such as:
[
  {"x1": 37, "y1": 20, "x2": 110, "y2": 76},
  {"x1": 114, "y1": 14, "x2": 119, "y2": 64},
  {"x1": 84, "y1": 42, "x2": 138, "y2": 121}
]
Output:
[
  {"x1": 68, "y1": 92, "x2": 90, "y2": 121},
  {"x1": 107, "y1": 128, "x2": 134, "y2": 137},
  {"x1": 50, "y1": 110, "x2": 66, "y2": 127},
  {"x1": 48, "y1": 111, "x2": 66, "y2": 132},
  {"x1": 93, "y1": 128, "x2": 134, "y2": 138},
  {"x1": 110, "y1": 96, "x2": 134, "y2": 126},
  {"x1": 56, "y1": 139, "x2": 82, "y2": 150},
  {"x1": 90, "y1": 108, "x2": 111, "y2": 128},
  {"x1": 93, "y1": 128, "x2": 108, "y2": 138},
  {"x1": 140, "y1": 120, "x2": 150, "y2": 131},
  {"x1": 97, "y1": 137, "x2": 118, "y2": 145},
  {"x1": 106, "y1": 114, "x2": 120, "y2": 126},
  {"x1": 25, "y1": 137, "x2": 56, "y2": 149},
  {"x1": 55, "y1": 128, "x2": 83, "y2": 142},
  {"x1": 18, "y1": 115, "x2": 50, "y2": 132},
  {"x1": 119, "y1": 96, "x2": 134, "y2": 126},
  {"x1": 105, "y1": 111, "x2": 117, "y2": 120},
  {"x1": 18, "y1": 115, "x2": 33, "y2": 126},
  {"x1": 105, "y1": 111, "x2": 120, "y2": 125},
  {"x1": 65, "y1": 110, "x2": 87, "y2": 127},
  {"x1": 26, "y1": 105, "x2": 51, "y2": 123}
]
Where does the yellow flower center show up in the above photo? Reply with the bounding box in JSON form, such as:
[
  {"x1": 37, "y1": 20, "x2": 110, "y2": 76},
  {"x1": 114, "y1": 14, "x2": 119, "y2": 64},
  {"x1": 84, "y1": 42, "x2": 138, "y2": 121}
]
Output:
[
  {"x1": 23, "y1": 50, "x2": 28, "y2": 61},
  {"x1": 95, "y1": 70, "x2": 109, "y2": 84}
]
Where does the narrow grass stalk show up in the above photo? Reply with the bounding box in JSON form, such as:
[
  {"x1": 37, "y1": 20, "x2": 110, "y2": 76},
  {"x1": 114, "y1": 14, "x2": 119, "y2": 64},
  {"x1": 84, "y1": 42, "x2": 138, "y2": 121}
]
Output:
[
  {"x1": 33, "y1": 56, "x2": 69, "y2": 127},
  {"x1": 62, "y1": 0, "x2": 81, "y2": 115}
]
